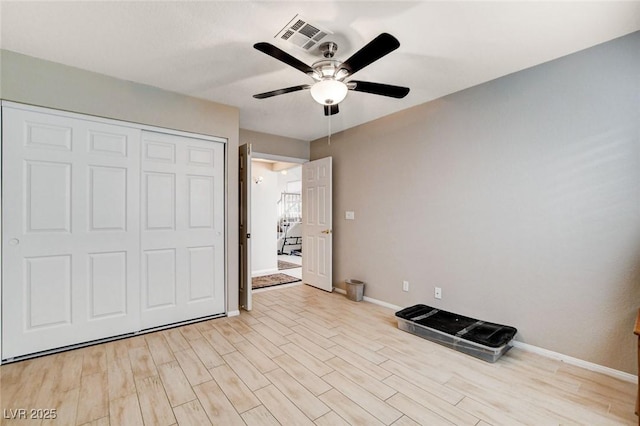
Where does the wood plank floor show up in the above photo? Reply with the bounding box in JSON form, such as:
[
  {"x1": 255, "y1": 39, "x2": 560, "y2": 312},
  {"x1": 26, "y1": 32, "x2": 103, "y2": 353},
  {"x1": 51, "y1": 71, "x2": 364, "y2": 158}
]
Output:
[{"x1": 1, "y1": 284, "x2": 636, "y2": 425}]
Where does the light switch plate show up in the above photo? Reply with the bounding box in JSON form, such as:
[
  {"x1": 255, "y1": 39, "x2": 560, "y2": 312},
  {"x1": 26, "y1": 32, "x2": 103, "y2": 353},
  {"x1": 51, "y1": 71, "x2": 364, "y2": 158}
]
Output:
[{"x1": 345, "y1": 211, "x2": 355, "y2": 220}]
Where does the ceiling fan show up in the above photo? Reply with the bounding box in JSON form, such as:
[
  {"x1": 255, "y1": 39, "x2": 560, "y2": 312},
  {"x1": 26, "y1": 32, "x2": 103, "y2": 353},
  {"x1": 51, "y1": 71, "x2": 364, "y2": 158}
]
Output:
[{"x1": 253, "y1": 33, "x2": 410, "y2": 116}]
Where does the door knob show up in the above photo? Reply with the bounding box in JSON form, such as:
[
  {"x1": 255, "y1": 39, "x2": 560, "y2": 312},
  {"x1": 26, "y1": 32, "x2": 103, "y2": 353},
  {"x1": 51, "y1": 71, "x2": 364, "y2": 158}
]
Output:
[
  {"x1": 9, "y1": 238, "x2": 19, "y2": 246},
  {"x1": 321, "y1": 229, "x2": 332, "y2": 234}
]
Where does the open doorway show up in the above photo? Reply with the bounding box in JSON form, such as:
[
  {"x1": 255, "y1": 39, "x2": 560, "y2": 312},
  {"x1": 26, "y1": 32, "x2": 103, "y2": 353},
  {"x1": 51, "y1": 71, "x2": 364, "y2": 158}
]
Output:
[
  {"x1": 240, "y1": 147, "x2": 333, "y2": 309},
  {"x1": 250, "y1": 156, "x2": 303, "y2": 291}
]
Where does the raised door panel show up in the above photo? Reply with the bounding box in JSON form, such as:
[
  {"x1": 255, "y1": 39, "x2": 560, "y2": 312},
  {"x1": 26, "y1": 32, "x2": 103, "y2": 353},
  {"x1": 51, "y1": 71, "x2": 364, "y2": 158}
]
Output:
[
  {"x1": 25, "y1": 119, "x2": 72, "y2": 151},
  {"x1": 188, "y1": 175, "x2": 214, "y2": 229},
  {"x1": 144, "y1": 172, "x2": 176, "y2": 231},
  {"x1": 144, "y1": 249, "x2": 177, "y2": 309},
  {"x1": 88, "y1": 130, "x2": 128, "y2": 157},
  {"x1": 25, "y1": 255, "x2": 72, "y2": 329},
  {"x1": 188, "y1": 146, "x2": 215, "y2": 167},
  {"x1": 88, "y1": 251, "x2": 128, "y2": 319},
  {"x1": 317, "y1": 186, "x2": 327, "y2": 226},
  {"x1": 89, "y1": 166, "x2": 128, "y2": 232},
  {"x1": 305, "y1": 236, "x2": 316, "y2": 274},
  {"x1": 145, "y1": 141, "x2": 176, "y2": 163},
  {"x1": 25, "y1": 161, "x2": 72, "y2": 233},
  {"x1": 188, "y1": 246, "x2": 216, "y2": 302},
  {"x1": 305, "y1": 187, "x2": 316, "y2": 225}
]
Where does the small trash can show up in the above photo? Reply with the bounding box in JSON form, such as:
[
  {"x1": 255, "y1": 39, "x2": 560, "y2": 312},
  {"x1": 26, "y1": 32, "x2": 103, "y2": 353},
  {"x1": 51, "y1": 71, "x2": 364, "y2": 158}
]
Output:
[{"x1": 345, "y1": 279, "x2": 365, "y2": 302}]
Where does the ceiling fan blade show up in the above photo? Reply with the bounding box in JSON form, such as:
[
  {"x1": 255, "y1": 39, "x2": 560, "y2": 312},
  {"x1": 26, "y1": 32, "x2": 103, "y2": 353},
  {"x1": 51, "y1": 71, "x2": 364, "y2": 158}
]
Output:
[
  {"x1": 340, "y1": 33, "x2": 400, "y2": 75},
  {"x1": 349, "y1": 80, "x2": 410, "y2": 98},
  {"x1": 254, "y1": 42, "x2": 314, "y2": 75},
  {"x1": 324, "y1": 104, "x2": 339, "y2": 116},
  {"x1": 253, "y1": 85, "x2": 311, "y2": 99}
]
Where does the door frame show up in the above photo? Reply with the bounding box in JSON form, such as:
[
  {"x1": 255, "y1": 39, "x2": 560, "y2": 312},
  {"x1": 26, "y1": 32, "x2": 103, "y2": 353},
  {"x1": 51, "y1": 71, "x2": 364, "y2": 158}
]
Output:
[
  {"x1": 241, "y1": 151, "x2": 307, "y2": 303},
  {"x1": 239, "y1": 144, "x2": 252, "y2": 311}
]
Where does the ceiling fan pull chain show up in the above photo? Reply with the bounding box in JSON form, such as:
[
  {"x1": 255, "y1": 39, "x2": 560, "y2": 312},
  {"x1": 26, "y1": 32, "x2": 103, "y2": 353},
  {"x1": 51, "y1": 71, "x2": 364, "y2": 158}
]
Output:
[{"x1": 328, "y1": 113, "x2": 332, "y2": 145}]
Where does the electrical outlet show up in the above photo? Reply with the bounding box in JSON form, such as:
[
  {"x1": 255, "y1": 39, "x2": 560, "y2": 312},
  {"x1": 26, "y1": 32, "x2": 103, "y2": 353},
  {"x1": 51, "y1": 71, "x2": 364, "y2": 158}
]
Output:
[
  {"x1": 402, "y1": 281, "x2": 409, "y2": 292},
  {"x1": 435, "y1": 287, "x2": 442, "y2": 299}
]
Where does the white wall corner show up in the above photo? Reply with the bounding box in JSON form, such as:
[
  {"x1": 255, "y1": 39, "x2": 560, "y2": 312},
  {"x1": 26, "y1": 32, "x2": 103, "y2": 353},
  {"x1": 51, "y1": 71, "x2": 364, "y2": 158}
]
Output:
[{"x1": 227, "y1": 310, "x2": 241, "y2": 317}]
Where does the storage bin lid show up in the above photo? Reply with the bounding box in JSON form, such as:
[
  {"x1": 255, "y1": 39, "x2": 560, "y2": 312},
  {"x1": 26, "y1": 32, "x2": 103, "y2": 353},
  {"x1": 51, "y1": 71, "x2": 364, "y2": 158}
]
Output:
[{"x1": 396, "y1": 304, "x2": 517, "y2": 348}]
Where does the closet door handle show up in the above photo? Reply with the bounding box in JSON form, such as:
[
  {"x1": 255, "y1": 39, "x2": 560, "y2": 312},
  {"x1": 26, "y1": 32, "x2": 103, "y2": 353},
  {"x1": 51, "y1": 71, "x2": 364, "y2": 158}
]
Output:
[{"x1": 9, "y1": 238, "x2": 19, "y2": 246}]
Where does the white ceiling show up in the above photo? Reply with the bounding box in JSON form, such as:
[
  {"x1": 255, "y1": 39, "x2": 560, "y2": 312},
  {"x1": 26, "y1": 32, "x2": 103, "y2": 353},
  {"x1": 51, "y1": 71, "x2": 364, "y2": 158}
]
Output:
[{"x1": 1, "y1": 1, "x2": 639, "y2": 141}]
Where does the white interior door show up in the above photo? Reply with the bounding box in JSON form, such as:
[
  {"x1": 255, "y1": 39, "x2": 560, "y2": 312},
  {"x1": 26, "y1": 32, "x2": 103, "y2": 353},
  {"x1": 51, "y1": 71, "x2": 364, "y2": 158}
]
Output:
[
  {"x1": 2, "y1": 106, "x2": 141, "y2": 359},
  {"x1": 302, "y1": 157, "x2": 333, "y2": 292},
  {"x1": 239, "y1": 144, "x2": 252, "y2": 311},
  {"x1": 140, "y1": 131, "x2": 225, "y2": 329}
]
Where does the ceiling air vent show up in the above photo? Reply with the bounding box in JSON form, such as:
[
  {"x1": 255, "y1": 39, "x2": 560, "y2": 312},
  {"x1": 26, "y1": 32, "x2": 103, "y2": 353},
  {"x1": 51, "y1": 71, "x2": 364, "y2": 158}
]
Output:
[{"x1": 275, "y1": 14, "x2": 332, "y2": 51}]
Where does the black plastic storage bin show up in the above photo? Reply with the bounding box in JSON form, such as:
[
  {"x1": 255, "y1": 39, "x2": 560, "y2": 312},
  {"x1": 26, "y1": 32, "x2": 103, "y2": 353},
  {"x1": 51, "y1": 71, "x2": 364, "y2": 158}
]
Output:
[{"x1": 395, "y1": 304, "x2": 517, "y2": 362}]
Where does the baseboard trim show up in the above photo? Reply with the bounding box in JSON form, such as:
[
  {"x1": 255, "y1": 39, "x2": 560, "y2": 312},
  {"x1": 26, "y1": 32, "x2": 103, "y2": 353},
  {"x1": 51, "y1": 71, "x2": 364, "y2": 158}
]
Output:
[
  {"x1": 332, "y1": 287, "x2": 636, "y2": 383},
  {"x1": 253, "y1": 281, "x2": 303, "y2": 293},
  {"x1": 511, "y1": 340, "x2": 637, "y2": 383},
  {"x1": 332, "y1": 287, "x2": 403, "y2": 311},
  {"x1": 363, "y1": 295, "x2": 403, "y2": 311},
  {"x1": 227, "y1": 310, "x2": 240, "y2": 317},
  {"x1": 252, "y1": 268, "x2": 279, "y2": 276}
]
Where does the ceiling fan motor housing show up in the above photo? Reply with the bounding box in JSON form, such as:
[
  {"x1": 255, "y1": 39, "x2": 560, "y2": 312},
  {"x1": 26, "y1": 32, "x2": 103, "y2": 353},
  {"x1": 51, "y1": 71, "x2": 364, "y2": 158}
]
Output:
[
  {"x1": 319, "y1": 41, "x2": 338, "y2": 58},
  {"x1": 311, "y1": 59, "x2": 348, "y2": 81}
]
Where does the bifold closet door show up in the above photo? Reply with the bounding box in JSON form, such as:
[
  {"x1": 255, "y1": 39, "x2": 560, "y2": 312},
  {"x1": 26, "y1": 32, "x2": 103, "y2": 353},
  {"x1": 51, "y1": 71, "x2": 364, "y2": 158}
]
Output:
[
  {"x1": 2, "y1": 107, "x2": 141, "y2": 359},
  {"x1": 140, "y1": 131, "x2": 225, "y2": 329}
]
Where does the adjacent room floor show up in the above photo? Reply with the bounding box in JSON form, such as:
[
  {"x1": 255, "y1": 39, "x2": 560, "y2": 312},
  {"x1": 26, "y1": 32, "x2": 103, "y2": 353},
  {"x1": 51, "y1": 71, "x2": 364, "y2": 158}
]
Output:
[
  {"x1": 275, "y1": 254, "x2": 302, "y2": 280},
  {"x1": 252, "y1": 254, "x2": 302, "y2": 291},
  {"x1": 0, "y1": 285, "x2": 635, "y2": 425},
  {"x1": 274, "y1": 255, "x2": 302, "y2": 282}
]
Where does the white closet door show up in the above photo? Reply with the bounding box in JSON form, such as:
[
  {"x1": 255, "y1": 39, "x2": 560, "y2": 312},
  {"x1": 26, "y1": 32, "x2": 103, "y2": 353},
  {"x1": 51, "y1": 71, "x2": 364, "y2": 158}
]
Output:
[
  {"x1": 140, "y1": 131, "x2": 225, "y2": 329},
  {"x1": 2, "y1": 107, "x2": 140, "y2": 359}
]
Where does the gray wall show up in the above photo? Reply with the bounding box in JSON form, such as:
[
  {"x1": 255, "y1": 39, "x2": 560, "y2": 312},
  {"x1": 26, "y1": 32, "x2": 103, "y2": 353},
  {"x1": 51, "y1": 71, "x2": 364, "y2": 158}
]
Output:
[
  {"x1": 240, "y1": 128, "x2": 309, "y2": 160},
  {"x1": 311, "y1": 32, "x2": 640, "y2": 373},
  {"x1": 1, "y1": 50, "x2": 242, "y2": 313}
]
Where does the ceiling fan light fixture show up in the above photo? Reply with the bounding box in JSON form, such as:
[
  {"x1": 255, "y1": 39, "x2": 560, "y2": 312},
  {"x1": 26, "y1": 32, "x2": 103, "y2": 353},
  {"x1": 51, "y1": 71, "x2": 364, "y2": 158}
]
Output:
[{"x1": 310, "y1": 79, "x2": 348, "y2": 105}]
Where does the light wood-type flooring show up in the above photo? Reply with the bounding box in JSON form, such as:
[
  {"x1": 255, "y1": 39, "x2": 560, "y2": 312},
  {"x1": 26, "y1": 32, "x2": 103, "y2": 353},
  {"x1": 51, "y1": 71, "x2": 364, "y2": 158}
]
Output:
[{"x1": 0, "y1": 284, "x2": 636, "y2": 425}]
